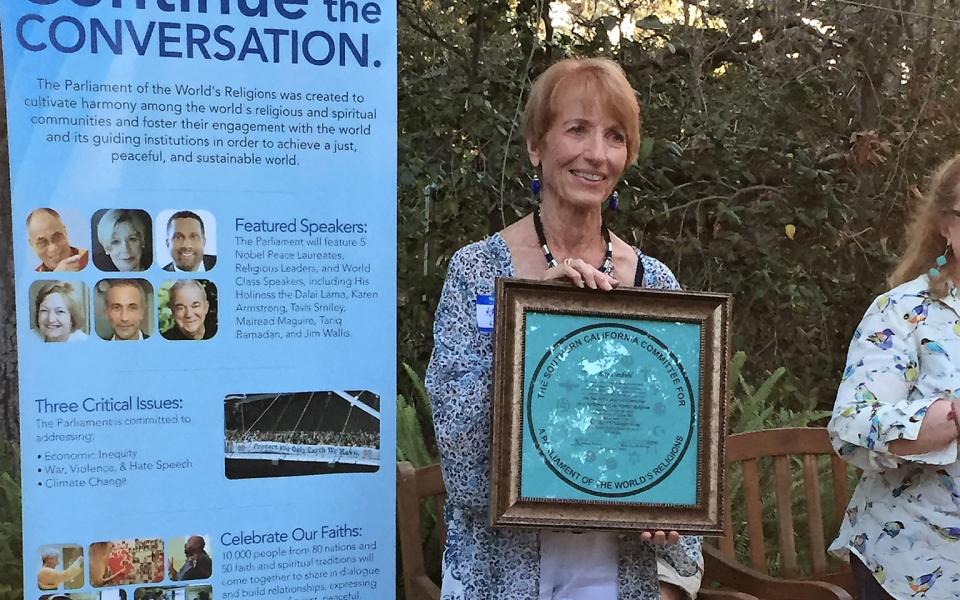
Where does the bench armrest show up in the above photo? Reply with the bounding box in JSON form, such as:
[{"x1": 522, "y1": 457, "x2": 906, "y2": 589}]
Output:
[
  {"x1": 703, "y1": 546, "x2": 852, "y2": 600},
  {"x1": 699, "y1": 589, "x2": 761, "y2": 599}
]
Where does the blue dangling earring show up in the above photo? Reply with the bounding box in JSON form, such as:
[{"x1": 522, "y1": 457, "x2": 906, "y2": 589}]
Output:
[
  {"x1": 608, "y1": 191, "x2": 620, "y2": 212},
  {"x1": 531, "y1": 174, "x2": 541, "y2": 196},
  {"x1": 930, "y1": 243, "x2": 951, "y2": 278}
]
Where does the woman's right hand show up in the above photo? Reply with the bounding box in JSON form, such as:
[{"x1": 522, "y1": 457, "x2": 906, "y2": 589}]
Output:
[{"x1": 542, "y1": 257, "x2": 619, "y2": 290}]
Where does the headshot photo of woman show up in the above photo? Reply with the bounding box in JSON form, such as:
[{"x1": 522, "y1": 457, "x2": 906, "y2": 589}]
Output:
[
  {"x1": 92, "y1": 209, "x2": 152, "y2": 272},
  {"x1": 30, "y1": 281, "x2": 89, "y2": 343},
  {"x1": 425, "y1": 57, "x2": 700, "y2": 600}
]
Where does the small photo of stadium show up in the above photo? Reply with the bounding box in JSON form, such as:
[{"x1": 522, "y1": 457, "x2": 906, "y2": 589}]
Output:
[{"x1": 224, "y1": 390, "x2": 381, "y2": 479}]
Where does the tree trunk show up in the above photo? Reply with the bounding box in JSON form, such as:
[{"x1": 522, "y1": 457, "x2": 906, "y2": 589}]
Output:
[{"x1": 0, "y1": 38, "x2": 21, "y2": 445}]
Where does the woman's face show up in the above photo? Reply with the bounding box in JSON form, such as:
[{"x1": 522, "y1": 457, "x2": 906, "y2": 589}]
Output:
[
  {"x1": 106, "y1": 220, "x2": 143, "y2": 271},
  {"x1": 528, "y1": 90, "x2": 628, "y2": 210},
  {"x1": 37, "y1": 292, "x2": 73, "y2": 342}
]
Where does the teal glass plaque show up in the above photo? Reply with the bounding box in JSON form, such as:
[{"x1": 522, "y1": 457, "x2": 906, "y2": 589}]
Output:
[
  {"x1": 490, "y1": 279, "x2": 731, "y2": 535},
  {"x1": 521, "y1": 314, "x2": 700, "y2": 506}
]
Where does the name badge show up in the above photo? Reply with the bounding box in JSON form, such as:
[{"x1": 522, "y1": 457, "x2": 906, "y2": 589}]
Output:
[{"x1": 476, "y1": 294, "x2": 494, "y2": 333}]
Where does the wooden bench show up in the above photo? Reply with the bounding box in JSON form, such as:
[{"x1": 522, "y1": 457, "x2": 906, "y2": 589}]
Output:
[
  {"x1": 702, "y1": 427, "x2": 855, "y2": 599},
  {"x1": 397, "y1": 461, "x2": 760, "y2": 600},
  {"x1": 397, "y1": 462, "x2": 445, "y2": 600}
]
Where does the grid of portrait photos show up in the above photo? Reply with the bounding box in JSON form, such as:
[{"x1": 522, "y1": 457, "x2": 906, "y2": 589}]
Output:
[
  {"x1": 36, "y1": 536, "x2": 213, "y2": 598},
  {"x1": 25, "y1": 208, "x2": 219, "y2": 343}
]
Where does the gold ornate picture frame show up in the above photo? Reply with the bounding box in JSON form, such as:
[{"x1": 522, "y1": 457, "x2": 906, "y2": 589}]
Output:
[{"x1": 490, "y1": 278, "x2": 731, "y2": 535}]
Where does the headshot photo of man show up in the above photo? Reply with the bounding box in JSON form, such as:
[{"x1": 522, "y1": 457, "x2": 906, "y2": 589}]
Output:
[
  {"x1": 167, "y1": 535, "x2": 212, "y2": 581},
  {"x1": 161, "y1": 280, "x2": 217, "y2": 341},
  {"x1": 27, "y1": 208, "x2": 88, "y2": 272},
  {"x1": 93, "y1": 209, "x2": 152, "y2": 272},
  {"x1": 161, "y1": 211, "x2": 216, "y2": 272},
  {"x1": 96, "y1": 279, "x2": 152, "y2": 341}
]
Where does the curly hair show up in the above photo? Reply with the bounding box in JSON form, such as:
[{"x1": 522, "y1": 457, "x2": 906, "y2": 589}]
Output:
[{"x1": 890, "y1": 153, "x2": 960, "y2": 297}]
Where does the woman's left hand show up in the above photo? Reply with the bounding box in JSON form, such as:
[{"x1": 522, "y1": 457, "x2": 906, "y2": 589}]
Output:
[
  {"x1": 640, "y1": 530, "x2": 681, "y2": 545},
  {"x1": 659, "y1": 582, "x2": 684, "y2": 600}
]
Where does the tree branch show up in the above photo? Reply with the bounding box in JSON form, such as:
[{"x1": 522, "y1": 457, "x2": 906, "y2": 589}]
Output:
[
  {"x1": 651, "y1": 186, "x2": 785, "y2": 219},
  {"x1": 399, "y1": 0, "x2": 467, "y2": 61}
]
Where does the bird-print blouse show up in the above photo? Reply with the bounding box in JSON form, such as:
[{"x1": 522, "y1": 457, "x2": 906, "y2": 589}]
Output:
[
  {"x1": 829, "y1": 274, "x2": 960, "y2": 599},
  {"x1": 425, "y1": 233, "x2": 702, "y2": 599}
]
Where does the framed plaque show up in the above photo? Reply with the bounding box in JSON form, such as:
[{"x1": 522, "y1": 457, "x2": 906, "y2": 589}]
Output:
[{"x1": 490, "y1": 278, "x2": 731, "y2": 535}]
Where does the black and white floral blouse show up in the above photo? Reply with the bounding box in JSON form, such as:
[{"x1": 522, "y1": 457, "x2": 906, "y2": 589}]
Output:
[{"x1": 425, "y1": 233, "x2": 702, "y2": 599}]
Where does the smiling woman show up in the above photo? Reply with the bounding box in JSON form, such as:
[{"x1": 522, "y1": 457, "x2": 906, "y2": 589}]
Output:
[
  {"x1": 425, "y1": 57, "x2": 701, "y2": 600},
  {"x1": 31, "y1": 281, "x2": 88, "y2": 343}
]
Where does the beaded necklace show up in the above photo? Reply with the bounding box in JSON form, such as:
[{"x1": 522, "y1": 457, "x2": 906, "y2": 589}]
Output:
[{"x1": 533, "y1": 206, "x2": 614, "y2": 275}]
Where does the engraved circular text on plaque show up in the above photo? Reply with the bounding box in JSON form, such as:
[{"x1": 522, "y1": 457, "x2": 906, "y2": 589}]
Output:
[{"x1": 526, "y1": 322, "x2": 696, "y2": 497}]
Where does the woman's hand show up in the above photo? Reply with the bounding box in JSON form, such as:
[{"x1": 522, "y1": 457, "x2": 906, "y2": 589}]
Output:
[
  {"x1": 542, "y1": 257, "x2": 619, "y2": 290},
  {"x1": 640, "y1": 530, "x2": 681, "y2": 545},
  {"x1": 647, "y1": 532, "x2": 686, "y2": 599},
  {"x1": 659, "y1": 582, "x2": 684, "y2": 600}
]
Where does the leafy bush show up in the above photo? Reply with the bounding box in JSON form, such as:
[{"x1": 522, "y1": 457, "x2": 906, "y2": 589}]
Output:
[
  {"x1": 397, "y1": 0, "x2": 960, "y2": 420},
  {"x1": 0, "y1": 443, "x2": 21, "y2": 600},
  {"x1": 728, "y1": 351, "x2": 827, "y2": 435},
  {"x1": 725, "y1": 351, "x2": 837, "y2": 576},
  {"x1": 397, "y1": 363, "x2": 437, "y2": 468}
]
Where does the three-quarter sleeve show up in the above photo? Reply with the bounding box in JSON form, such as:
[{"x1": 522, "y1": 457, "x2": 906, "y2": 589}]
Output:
[
  {"x1": 656, "y1": 534, "x2": 703, "y2": 578},
  {"x1": 425, "y1": 246, "x2": 496, "y2": 512},
  {"x1": 829, "y1": 293, "x2": 959, "y2": 472}
]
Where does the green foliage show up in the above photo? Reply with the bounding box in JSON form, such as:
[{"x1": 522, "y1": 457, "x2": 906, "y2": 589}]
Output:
[
  {"x1": 728, "y1": 351, "x2": 829, "y2": 434},
  {"x1": 726, "y1": 351, "x2": 834, "y2": 576},
  {"x1": 158, "y1": 283, "x2": 174, "y2": 332},
  {"x1": 397, "y1": 363, "x2": 438, "y2": 468},
  {"x1": 397, "y1": 0, "x2": 960, "y2": 418},
  {"x1": 0, "y1": 443, "x2": 21, "y2": 600},
  {"x1": 402, "y1": 362, "x2": 434, "y2": 435},
  {"x1": 398, "y1": 394, "x2": 435, "y2": 468}
]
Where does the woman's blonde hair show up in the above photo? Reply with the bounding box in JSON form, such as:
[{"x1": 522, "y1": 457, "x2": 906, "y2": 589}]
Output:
[
  {"x1": 522, "y1": 57, "x2": 642, "y2": 164},
  {"x1": 890, "y1": 153, "x2": 960, "y2": 297},
  {"x1": 97, "y1": 209, "x2": 147, "y2": 250}
]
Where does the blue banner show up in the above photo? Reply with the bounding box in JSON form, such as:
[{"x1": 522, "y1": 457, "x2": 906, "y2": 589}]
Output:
[{"x1": 1, "y1": 1, "x2": 396, "y2": 598}]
